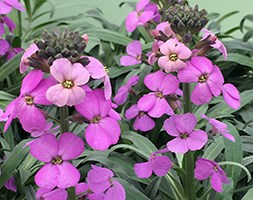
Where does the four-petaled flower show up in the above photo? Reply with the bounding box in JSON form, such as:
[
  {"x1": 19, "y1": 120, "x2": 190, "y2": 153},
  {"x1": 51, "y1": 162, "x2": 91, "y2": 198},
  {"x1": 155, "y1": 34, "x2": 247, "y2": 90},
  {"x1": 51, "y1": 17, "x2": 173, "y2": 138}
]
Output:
[{"x1": 120, "y1": 41, "x2": 142, "y2": 66}]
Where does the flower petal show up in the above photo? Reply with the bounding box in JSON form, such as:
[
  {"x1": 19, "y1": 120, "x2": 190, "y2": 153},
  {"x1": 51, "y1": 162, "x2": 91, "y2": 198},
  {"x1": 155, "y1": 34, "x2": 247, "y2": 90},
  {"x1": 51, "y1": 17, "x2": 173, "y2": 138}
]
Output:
[
  {"x1": 147, "y1": 97, "x2": 169, "y2": 118},
  {"x1": 164, "y1": 115, "x2": 181, "y2": 137},
  {"x1": 71, "y1": 63, "x2": 90, "y2": 85},
  {"x1": 104, "y1": 180, "x2": 126, "y2": 200},
  {"x1": 187, "y1": 130, "x2": 208, "y2": 151},
  {"x1": 35, "y1": 164, "x2": 58, "y2": 189},
  {"x1": 20, "y1": 70, "x2": 43, "y2": 95},
  {"x1": 160, "y1": 73, "x2": 179, "y2": 95},
  {"x1": 191, "y1": 83, "x2": 213, "y2": 105},
  {"x1": 167, "y1": 138, "x2": 188, "y2": 154},
  {"x1": 175, "y1": 113, "x2": 197, "y2": 134},
  {"x1": 125, "y1": 104, "x2": 139, "y2": 119},
  {"x1": 144, "y1": 70, "x2": 164, "y2": 91},
  {"x1": 134, "y1": 114, "x2": 155, "y2": 132},
  {"x1": 191, "y1": 56, "x2": 214, "y2": 75},
  {"x1": 120, "y1": 55, "x2": 141, "y2": 66},
  {"x1": 134, "y1": 162, "x2": 152, "y2": 178},
  {"x1": 50, "y1": 58, "x2": 72, "y2": 82},
  {"x1": 210, "y1": 173, "x2": 223, "y2": 192},
  {"x1": 178, "y1": 62, "x2": 201, "y2": 83},
  {"x1": 85, "y1": 56, "x2": 106, "y2": 79},
  {"x1": 125, "y1": 12, "x2": 139, "y2": 32},
  {"x1": 194, "y1": 158, "x2": 214, "y2": 180},
  {"x1": 152, "y1": 156, "x2": 172, "y2": 176},
  {"x1": 137, "y1": 93, "x2": 157, "y2": 112}
]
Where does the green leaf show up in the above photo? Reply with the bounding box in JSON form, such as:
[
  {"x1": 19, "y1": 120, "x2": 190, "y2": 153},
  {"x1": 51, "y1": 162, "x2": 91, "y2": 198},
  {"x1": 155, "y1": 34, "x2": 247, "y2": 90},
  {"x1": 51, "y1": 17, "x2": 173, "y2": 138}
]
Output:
[
  {"x1": 216, "y1": 53, "x2": 253, "y2": 68},
  {"x1": 242, "y1": 188, "x2": 253, "y2": 200},
  {"x1": 0, "y1": 91, "x2": 15, "y2": 101},
  {"x1": 240, "y1": 14, "x2": 253, "y2": 32},
  {"x1": 25, "y1": 185, "x2": 37, "y2": 200},
  {"x1": 138, "y1": 26, "x2": 153, "y2": 42},
  {"x1": 242, "y1": 156, "x2": 253, "y2": 166},
  {"x1": 144, "y1": 177, "x2": 162, "y2": 199},
  {"x1": 203, "y1": 137, "x2": 224, "y2": 160},
  {"x1": 217, "y1": 11, "x2": 239, "y2": 24},
  {"x1": 215, "y1": 178, "x2": 234, "y2": 200}
]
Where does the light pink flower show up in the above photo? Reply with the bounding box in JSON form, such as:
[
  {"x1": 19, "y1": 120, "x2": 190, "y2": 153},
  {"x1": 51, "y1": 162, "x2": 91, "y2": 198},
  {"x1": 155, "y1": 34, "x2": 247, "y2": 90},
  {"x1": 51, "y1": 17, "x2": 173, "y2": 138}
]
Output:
[
  {"x1": 148, "y1": 40, "x2": 163, "y2": 65},
  {"x1": 75, "y1": 89, "x2": 121, "y2": 151},
  {"x1": 0, "y1": 0, "x2": 25, "y2": 15},
  {"x1": 137, "y1": 70, "x2": 179, "y2": 118},
  {"x1": 114, "y1": 75, "x2": 139, "y2": 105},
  {"x1": 30, "y1": 133, "x2": 84, "y2": 189},
  {"x1": 19, "y1": 43, "x2": 38, "y2": 74},
  {"x1": 158, "y1": 38, "x2": 191, "y2": 73},
  {"x1": 46, "y1": 58, "x2": 90, "y2": 107},
  {"x1": 36, "y1": 188, "x2": 67, "y2": 200},
  {"x1": 120, "y1": 41, "x2": 142, "y2": 66},
  {"x1": 164, "y1": 113, "x2": 208, "y2": 154},
  {"x1": 201, "y1": 114, "x2": 235, "y2": 142},
  {"x1": 125, "y1": 104, "x2": 155, "y2": 132},
  {"x1": 201, "y1": 29, "x2": 227, "y2": 60},
  {"x1": 222, "y1": 83, "x2": 240, "y2": 110},
  {"x1": 178, "y1": 56, "x2": 224, "y2": 105},
  {"x1": 152, "y1": 22, "x2": 176, "y2": 38},
  {"x1": 194, "y1": 158, "x2": 229, "y2": 192}
]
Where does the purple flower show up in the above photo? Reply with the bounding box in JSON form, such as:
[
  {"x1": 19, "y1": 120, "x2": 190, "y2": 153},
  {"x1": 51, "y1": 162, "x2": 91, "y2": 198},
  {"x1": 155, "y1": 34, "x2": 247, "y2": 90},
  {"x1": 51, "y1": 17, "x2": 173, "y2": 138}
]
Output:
[
  {"x1": 201, "y1": 29, "x2": 227, "y2": 60},
  {"x1": 46, "y1": 58, "x2": 90, "y2": 107},
  {"x1": 0, "y1": 15, "x2": 16, "y2": 36},
  {"x1": 201, "y1": 114, "x2": 235, "y2": 142},
  {"x1": 75, "y1": 182, "x2": 105, "y2": 200},
  {"x1": 4, "y1": 177, "x2": 16, "y2": 192},
  {"x1": 134, "y1": 153, "x2": 172, "y2": 178},
  {"x1": 6, "y1": 47, "x2": 23, "y2": 60},
  {"x1": 0, "y1": 0, "x2": 25, "y2": 15},
  {"x1": 137, "y1": 70, "x2": 179, "y2": 118},
  {"x1": 120, "y1": 41, "x2": 142, "y2": 66},
  {"x1": 30, "y1": 132, "x2": 84, "y2": 189},
  {"x1": 125, "y1": 104, "x2": 155, "y2": 132},
  {"x1": 222, "y1": 83, "x2": 240, "y2": 110},
  {"x1": 19, "y1": 43, "x2": 38, "y2": 74},
  {"x1": 158, "y1": 38, "x2": 192, "y2": 73},
  {"x1": 31, "y1": 122, "x2": 59, "y2": 138},
  {"x1": 125, "y1": 0, "x2": 155, "y2": 32},
  {"x1": 178, "y1": 56, "x2": 224, "y2": 105},
  {"x1": 114, "y1": 75, "x2": 139, "y2": 105},
  {"x1": 164, "y1": 113, "x2": 208, "y2": 154},
  {"x1": 153, "y1": 22, "x2": 176, "y2": 38},
  {"x1": 194, "y1": 158, "x2": 229, "y2": 192},
  {"x1": 0, "y1": 38, "x2": 10, "y2": 55},
  {"x1": 75, "y1": 89, "x2": 121, "y2": 151},
  {"x1": 36, "y1": 187, "x2": 67, "y2": 200}
]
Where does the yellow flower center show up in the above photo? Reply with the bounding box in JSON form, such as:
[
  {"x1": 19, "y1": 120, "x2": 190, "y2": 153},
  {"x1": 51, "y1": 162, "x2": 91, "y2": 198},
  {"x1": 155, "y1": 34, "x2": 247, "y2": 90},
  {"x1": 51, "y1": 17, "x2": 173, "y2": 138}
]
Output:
[
  {"x1": 91, "y1": 115, "x2": 102, "y2": 124},
  {"x1": 180, "y1": 133, "x2": 188, "y2": 139},
  {"x1": 213, "y1": 165, "x2": 219, "y2": 172},
  {"x1": 24, "y1": 96, "x2": 34, "y2": 105},
  {"x1": 155, "y1": 92, "x2": 164, "y2": 98},
  {"x1": 51, "y1": 156, "x2": 63, "y2": 165},
  {"x1": 198, "y1": 75, "x2": 208, "y2": 83},
  {"x1": 169, "y1": 53, "x2": 178, "y2": 61},
  {"x1": 104, "y1": 66, "x2": 109, "y2": 74},
  {"x1": 62, "y1": 80, "x2": 74, "y2": 88}
]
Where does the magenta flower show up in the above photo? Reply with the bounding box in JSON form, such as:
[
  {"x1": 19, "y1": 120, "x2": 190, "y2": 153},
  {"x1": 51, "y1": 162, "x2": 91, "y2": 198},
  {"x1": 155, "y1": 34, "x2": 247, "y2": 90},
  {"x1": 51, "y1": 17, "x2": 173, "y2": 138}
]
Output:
[
  {"x1": 201, "y1": 114, "x2": 235, "y2": 142},
  {"x1": 0, "y1": 15, "x2": 16, "y2": 36},
  {"x1": 125, "y1": 0, "x2": 155, "y2": 32},
  {"x1": 75, "y1": 182, "x2": 105, "y2": 200},
  {"x1": 19, "y1": 43, "x2": 38, "y2": 74},
  {"x1": 147, "y1": 40, "x2": 164, "y2": 65},
  {"x1": 201, "y1": 29, "x2": 227, "y2": 60},
  {"x1": 36, "y1": 188, "x2": 67, "y2": 200},
  {"x1": 164, "y1": 113, "x2": 208, "y2": 154},
  {"x1": 0, "y1": 0, "x2": 25, "y2": 15},
  {"x1": 158, "y1": 38, "x2": 191, "y2": 73},
  {"x1": 222, "y1": 83, "x2": 240, "y2": 110},
  {"x1": 134, "y1": 153, "x2": 172, "y2": 178},
  {"x1": 84, "y1": 56, "x2": 112, "y2": 99},
  {"x1": 87, "y1": 165, "x2": 126, "y2": 200},
  {"x1": 30, "y1": 132, "x2": 84, "y2": 189},
  {"x1": 46, "y1": 58, "x2": 90, "y2": 107},
  {"x1": 31, "y1": 122, "x2": 59, "y2": 138},
  {"x1": 120, "y1": 41, "x2": 142, "y2": 66},
  {"x1": 152, "y1": 22, "x2": 176, "y2": 38},
  {"x1": 6, "y1": 47, "x2": 23, "y2": 61},
  {"x1": 75, "y1": 89, "x2": 121, "y2": 151},
  {"x1": 114, "y1": 75, "x2": 139, "y2": 105},
  {"x1": 4, "y1": 177, "x2": 16, "y2": 192},
  {"x1": 125, "y1": 104, "x2": 155, "y2": 132},
  {"x1": 137, "y1": 70, "x2": 179, "y2": 118},
  {"x1": 178, "y1": 56, "x2": 224, "y2": 105},
  {"x1": 194, "y1": 158, "x2": 229, "y2": 192},
  {"x1": 0, "y1": 38, "x2": 9, "y2": 55}
]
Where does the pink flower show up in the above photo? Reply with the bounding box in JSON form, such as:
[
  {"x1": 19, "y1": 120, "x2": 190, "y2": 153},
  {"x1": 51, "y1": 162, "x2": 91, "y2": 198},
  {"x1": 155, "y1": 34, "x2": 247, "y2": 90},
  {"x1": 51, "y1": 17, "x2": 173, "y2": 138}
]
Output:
[
  {"x1": 152, "y1": 22, "x2": 176, "y2": 38},
  {"x1": 134, "y1": 153, "x2": 172, "y2": 178},
  {"x1": 125, "y1": 0, "x2": 155, "y2": 32},
  {"x1": 75, "y1": 89, "x2": 121, "y2": 151},
  {"x1": 75, "y1": 182, "x2": 105, "y2": 200},
  {"x1": 4, "y1": 177, "x2": 16, "y2": 192},
  {"x1": 0, "y1": 15, "x2": 16, "y2": 36},
  {"x1": 137, "y1": 70, "x2": 179, "y2": 118},
  {"x1": 0, "y1": 0, "x2": 25, "y2": 15},
  {"x1": 30, "y1": 133, "x2": 84, "y2": 189},
  {"x1": 222, "y1": 83, "x2": 240, "y2": 110},
  {"x1": 194, "y1": 158, "x2": 229, "y2": 192},
  {"x1": 114, "y1": 75, "x2": 139, "y2": 105},
  {"x1": 46, "y1": 58, "x2": 90, "y2": 107},
  {"x1": 201, "y1": 114, "x2": 235, "y2": 142},
  {"x1": 0, "y1": 38, "x2": 9, "y2": 55},
  {"x1": 125, "y1": 104, "x2": 155, "y2": 132},
  {"x1": 19, "y1": 43, "x2": 38, "y2": 74},
  {"x1": 164, "y1": 113, "x2": 208, "y2": 154},
  {"x1": 120, "y1": 41, "x2": 142, "y2": 66},
  {"x1": 31, "y1": 122, "x2": 59, "y2": 138},
  {"x1": 178, "y1": 56, "x2": 224, "y2": 105},
  {"x1": 84, "y1": 56, "x2": 112, "y2": 100},
  {"x1": 6, "y1": 47, "x2": 23, "y2": 60},
  {"x1": 201, "y1": 29, "x2": 227, "y2": 60},
  {"x1": 158, "y1": 38, "x2": 191, "y2": 73},
  {"x1": 36, "y1": 187, "x2": 67, "y2": 200},
  {"x1": 87, "y1": 165, "x2": 126, "y2": 200}
]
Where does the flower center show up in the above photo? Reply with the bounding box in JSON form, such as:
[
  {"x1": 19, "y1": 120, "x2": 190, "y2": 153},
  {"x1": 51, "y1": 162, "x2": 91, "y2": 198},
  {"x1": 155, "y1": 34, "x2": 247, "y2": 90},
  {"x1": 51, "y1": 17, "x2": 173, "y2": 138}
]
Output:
[
  {"x1": 180, "y1": 133, "x2": 188, "y2": 139},
  {"x1": 155, "y1": 91, "x2": 164, "y2": 98},
  {"x1": 136, "y1": 55, "x2": 141, "y2": 61},
  {"x1": 139, "y1": 111, "x2": 145, "y2": 117},
  {"x1": 169, "y1": 53, "x2": 178, "y2": 61},
  {"x1": 51, "y1": 156, "x2": 63, "y2": 165},
  {"x1": 91, "y1": 115, "x2": 102, "y2": 124},
  {"x1": 24, "y1": 96, "x2": 34, "y2": 105},
  {"x1": 103, "y1": 66, "x2": 109, "y2": 74},
  {"x1": 213, "y1": 165, "x2": 219, "y2": 172},
  {"x1": 198, "y1": 75, "x2": 208, "y2": 83},
  {"x1": 62, "y1": 80, "x2": 74, "y2": 88}
]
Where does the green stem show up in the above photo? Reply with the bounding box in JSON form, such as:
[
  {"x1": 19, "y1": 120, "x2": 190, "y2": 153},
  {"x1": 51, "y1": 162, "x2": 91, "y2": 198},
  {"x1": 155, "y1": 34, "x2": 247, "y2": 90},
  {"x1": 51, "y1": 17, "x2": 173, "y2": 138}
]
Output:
[
  {"x1": 200, "y1": 186, "x2": 212, "y2": 200},
  {"x1": 182, "y1": 83, "x2": 196, "y2": 200},
  {"x1": 67, "y1": 187, "x2": 76, "y2": 200}
]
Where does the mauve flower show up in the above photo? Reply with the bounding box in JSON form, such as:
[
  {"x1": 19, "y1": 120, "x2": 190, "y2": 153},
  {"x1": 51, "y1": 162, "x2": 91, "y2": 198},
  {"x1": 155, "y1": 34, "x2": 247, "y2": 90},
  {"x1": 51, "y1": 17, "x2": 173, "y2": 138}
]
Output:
[
  {"x1": 178, "y1": 56, "x2": 224, "y2": 105},
  {"x1": 0, "y1": 0, "x2": 25, "y2": 15},
  {"x1": 125, "y1": 0, "x2": 155, "y2": 32},
  {"x1": 75, "y1": 89, "x2": 121, "y2": 151},
  {"x1": 144, "y1": 2, "x2": 160, "y2": 22},
  {"x1": 201, "y1": 114, "x2": 235, "y2": 142},
  {"x1": 19, "y1": 43, "x2": 38, "y2": 74},
  {"x1": 0, "y1": 15, "x2": 16, "y2": 36},
  {"x1": 164, "y1": 113, "x2": 208, "y2": 154},
  {"x1": 36, "y1": 187, "x2": 67, "y2": 200},
  {"x1": 120, "y1": 41, "x2": 142, "y2": 66},
  {"x1": 201, "y1": 29, "x2": 227, "y2": 60},
  {"x1": 134, "y1": 153, "x2": 172, "y2": 178},
  {"x1": 0, "y1": 38, "x2": 9, "y2": 55},
  {"x1": 125, "y1": 104, "x2": 155, "y2": 132},
  {"x1": 137, "y1": 70, "x2": 179, "y2": 118},
  {"x1": 6, "y1": 47, "x2": 23, "y2": 60},
  {"x1": 31, "y1": 122, "x2": 59, "y2": 138},
  {"x1": 30, "y1": 133, "x2": 84, "y2": 189},
  {"x1": 152, "y1": 22, "x2": 176, "y2": 39},
  {"x1": 194, "y1": 158, "x2": 229, "y2": 192},
  {"x1": 158, "y1": 38, "x2": 192, "y2": 73},
  {"x1": 222, "y1": 83, "x2": 240, "y2": 110},
  {"x1": 84, "y1": 56, "x2": 112, "y2": 100},
  {"x1": 114, "y1": 75, "x2": 139, "y2": 105},
  {"x1": 46, "y1": 58, "x2": 90, "y2": 107},
  {"x1": 4, "y1": 177, "x2": 16, "y2": 192},
  {"x1": 75, "y1": 182, "x2": 105, "y2": 200}
]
